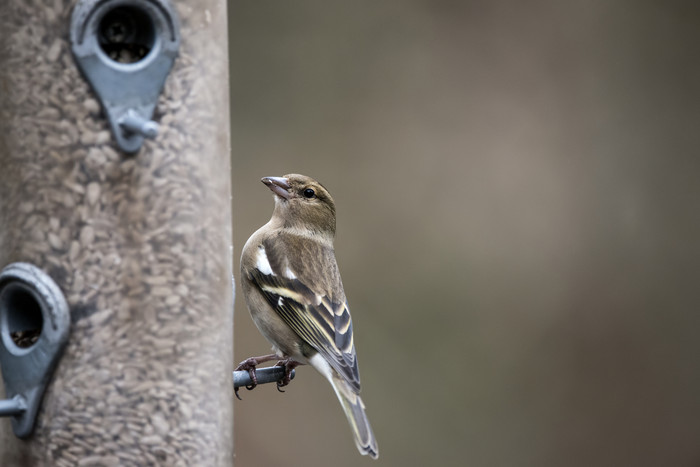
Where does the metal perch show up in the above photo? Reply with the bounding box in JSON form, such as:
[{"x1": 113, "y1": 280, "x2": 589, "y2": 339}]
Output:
[
  {"x1": 0, "y1": 395, "x2": 26, "y2": 418},
  {"x1": 233, "y1": 366, "x2": 296, "y2": 389}
]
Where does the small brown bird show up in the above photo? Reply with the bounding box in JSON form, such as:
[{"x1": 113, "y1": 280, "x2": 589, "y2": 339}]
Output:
[{"x1": 237, "y1": 174, "x2": 378, "y2": 459}]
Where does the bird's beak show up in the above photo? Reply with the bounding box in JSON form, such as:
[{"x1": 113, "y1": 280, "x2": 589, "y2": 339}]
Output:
[{"x1": 261, "y1": 176, "x2": 291, "y2": 200}]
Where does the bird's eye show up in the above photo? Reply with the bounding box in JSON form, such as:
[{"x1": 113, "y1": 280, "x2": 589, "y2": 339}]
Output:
[{"x1": 303, "y1": 188, "x2": 316, "y2": 198}]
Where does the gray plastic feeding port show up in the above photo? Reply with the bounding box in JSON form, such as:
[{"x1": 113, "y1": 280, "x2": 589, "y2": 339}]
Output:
[
  {"x1": 70, "y1": 0, "x2": 181, "y2": 153},
  {"x1": 0, "y1": 263, "x2": 71, "y2": 438}
]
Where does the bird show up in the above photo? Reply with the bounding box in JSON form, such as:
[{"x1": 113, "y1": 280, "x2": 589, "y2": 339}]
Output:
[{"x1": 237, "y1": 173, "x2": 379, "y2": 459}]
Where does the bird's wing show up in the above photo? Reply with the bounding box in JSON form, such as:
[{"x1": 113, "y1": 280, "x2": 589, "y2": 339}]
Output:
[{"x1": 246, "y1": 234, "x2": 361, "y2": 391}]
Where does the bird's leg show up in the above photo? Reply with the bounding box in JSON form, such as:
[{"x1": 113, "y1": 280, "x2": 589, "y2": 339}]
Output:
[
  {"x1": 275, "y1": 358, "x2": 303, "y2": 392},
  {"x1": 234, "y1": 354, "x2": 280, "y2": 400}
]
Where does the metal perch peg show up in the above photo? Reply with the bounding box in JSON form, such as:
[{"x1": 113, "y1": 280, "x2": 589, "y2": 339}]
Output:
[
  {"x1": 233, "y1": 366, "x2": 296, "y2": 389},
  {"x1": 0, "y1": 396, "x2": 26, "y2": 418},
  {"x1": 119, "y1": 111, "x2": 159, "y2": 139}
]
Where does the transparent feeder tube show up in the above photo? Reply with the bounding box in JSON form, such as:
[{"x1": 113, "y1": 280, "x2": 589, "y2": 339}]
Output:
[{"x1": 0, "y1": 0, "x2": 233, "y2": 464}]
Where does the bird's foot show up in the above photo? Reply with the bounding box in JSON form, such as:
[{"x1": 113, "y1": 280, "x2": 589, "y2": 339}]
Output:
[
  {"x1": 234, "y1": 354, "x2": 279, "y2": 400},
  {"x1": 275, "y1": 358, "x2": 302, "y2": 393}
]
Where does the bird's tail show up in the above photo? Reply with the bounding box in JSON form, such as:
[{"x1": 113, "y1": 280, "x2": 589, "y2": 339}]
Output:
[{"x1": 329, "y1": 373, "x2": 379, "y2": 459}]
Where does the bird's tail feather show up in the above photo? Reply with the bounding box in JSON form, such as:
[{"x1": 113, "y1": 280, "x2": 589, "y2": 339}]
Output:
[{"x1": 330, "y1": 373, "x2": 379, "y2": 459}]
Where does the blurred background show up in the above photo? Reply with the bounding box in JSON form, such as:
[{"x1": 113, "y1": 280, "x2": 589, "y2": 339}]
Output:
[{"x1": 228, "y1": 1, "x2": 700, "y2": 466}]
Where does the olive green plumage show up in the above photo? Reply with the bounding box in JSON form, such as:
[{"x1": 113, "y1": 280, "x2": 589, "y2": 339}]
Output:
[{"x1": 240, "y1": 174, "x2": 378, "y2": 459}]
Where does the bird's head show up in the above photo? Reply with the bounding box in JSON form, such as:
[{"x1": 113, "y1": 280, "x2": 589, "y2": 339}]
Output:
[{"x1": 262, "y1": 174, "x2": 337, "y2": 237}]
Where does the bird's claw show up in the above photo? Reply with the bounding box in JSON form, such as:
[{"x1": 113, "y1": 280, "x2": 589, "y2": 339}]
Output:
[
  {"x1": 234, "y1": 354, "x2": 300, "y2": 399},
  {"x1": 234, "y1": 357, "x2": 261, "y2": 400},
  {"x1": 275, "y1": 358, "x2": 299, "y2": 392}
]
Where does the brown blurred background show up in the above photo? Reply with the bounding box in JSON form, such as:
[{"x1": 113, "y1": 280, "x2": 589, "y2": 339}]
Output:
[{"x1": 229, "y1": 1, "x2": 700, "y2": 466}]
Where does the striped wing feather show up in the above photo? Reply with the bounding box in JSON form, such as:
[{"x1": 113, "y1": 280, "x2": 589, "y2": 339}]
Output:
[{"x1": 249, "y1": 240, "x2": 361, "y2": 391}]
